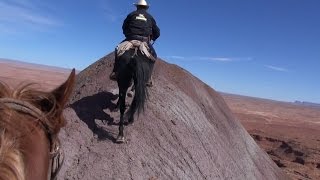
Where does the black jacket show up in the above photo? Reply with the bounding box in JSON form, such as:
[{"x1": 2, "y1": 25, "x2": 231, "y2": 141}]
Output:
[{"x1": 122, "y1": 9, "x2": 160, "y2": 41}]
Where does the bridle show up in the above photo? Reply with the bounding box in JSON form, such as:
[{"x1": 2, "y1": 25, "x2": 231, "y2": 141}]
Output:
[{"x1": 0, "y1": 98, "x2": 64, "y2": 180}]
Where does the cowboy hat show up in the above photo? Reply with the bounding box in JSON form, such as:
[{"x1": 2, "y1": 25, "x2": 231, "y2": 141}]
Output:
[{"x1": 133, "y1": 0, "x2": 149, "y2": 7}]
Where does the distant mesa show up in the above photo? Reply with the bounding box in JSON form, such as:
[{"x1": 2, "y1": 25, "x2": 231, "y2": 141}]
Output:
[
  {"x1": 294, "y1": 100, "x2": 320, "y2": 108},
  {"x1": 0, "y1": 58, "x2": 75, "y2": 73}
]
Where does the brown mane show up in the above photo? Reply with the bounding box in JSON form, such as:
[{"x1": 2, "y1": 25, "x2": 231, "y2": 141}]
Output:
[
  {"x1": 0, "y1": 69, "x2": 75, "y2": 180},
  {"x1": 0, "y1": 129, "x2": 25, "y2": 180}
]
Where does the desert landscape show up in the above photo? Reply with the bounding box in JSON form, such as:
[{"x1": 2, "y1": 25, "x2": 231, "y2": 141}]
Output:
[
  {"x1": 0, "y1": 58, "x2": 72, "y2": 91},
  {"x1": 222, "y1": 93, "x2": 320, "y2": 179},
  {"x1": 1, "y1": 57, "x2": 319, "y2": 179}
]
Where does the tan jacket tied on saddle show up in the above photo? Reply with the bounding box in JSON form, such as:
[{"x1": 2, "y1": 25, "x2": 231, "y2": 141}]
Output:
[{"x1": 116, "y1": 40, "x2": 156, "y2": 62}]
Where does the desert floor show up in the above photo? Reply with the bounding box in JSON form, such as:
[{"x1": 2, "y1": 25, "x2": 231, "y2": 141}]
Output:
[{"x1": 223, "y1": 93, "x2": 320, "y2": 179}]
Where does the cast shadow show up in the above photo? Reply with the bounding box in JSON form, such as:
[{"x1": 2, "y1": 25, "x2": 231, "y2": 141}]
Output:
[{"x1": 70, "y1": 91, "x2": 119, "y2": 142}]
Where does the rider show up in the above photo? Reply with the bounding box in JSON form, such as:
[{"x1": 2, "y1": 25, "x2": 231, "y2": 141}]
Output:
[{"x1": 109, "y1": 0, "x2": 160, "y2": 86}]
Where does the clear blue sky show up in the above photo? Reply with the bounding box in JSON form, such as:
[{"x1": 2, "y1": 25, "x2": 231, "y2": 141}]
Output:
[{"x1": 1, "y1": 0, "x2": 319, "y2": 103}]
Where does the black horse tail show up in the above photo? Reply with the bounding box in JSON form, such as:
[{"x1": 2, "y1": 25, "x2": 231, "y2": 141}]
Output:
[{"x1": 126, "y1": 54, "x2": 153, "y2": 118}]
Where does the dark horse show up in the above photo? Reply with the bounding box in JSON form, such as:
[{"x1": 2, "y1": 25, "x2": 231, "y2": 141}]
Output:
[{"x1": 115, "y1": 47, "x2": 154, "y2": 143}]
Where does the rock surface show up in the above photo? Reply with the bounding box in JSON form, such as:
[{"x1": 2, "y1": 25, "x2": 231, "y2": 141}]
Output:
[{"x1": 57, "y1": 54, "x2": 289, "y2": 180}]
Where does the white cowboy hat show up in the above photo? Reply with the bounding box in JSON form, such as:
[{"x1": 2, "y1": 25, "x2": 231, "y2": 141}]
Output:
[{"x1": 133, "y1": 0, "x2": 149, "y2": 7}]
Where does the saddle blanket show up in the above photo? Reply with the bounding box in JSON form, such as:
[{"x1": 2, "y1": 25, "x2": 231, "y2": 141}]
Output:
[{"x1": 116, "y1": 40, "x2": 155, "y2": 61}]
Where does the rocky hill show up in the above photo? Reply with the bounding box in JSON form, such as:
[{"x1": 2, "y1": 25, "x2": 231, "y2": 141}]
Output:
[{"x1": 57, "y1": 53, "x2": 289, "y2": 179}]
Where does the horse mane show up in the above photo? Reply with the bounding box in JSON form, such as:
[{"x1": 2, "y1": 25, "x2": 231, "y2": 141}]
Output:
[
  {"x1": 0, "y1": 81, "x2": 64, "y2": 180},
  {"x1": 0, "y1": 130, "x2": 25, "y2": 180}
]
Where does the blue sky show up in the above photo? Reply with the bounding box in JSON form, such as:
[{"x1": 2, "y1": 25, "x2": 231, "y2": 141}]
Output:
[{"x1": 0, "y1": 0, "x2": 319, "y2": 103}]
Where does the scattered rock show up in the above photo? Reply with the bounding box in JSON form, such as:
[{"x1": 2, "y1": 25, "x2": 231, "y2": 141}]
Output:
[{"x1": 293, "y1": 157, "x2": 305, "y2": 165}]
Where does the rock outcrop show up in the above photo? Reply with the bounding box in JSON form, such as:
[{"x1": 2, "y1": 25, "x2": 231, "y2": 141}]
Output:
[{"x1": 58, "y1": 53, "x2": 289, "y2": 179}]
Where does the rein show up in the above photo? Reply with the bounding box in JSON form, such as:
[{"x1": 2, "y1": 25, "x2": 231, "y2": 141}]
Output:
[{"x1": 0, "y1": 98, "x2": 64, "y2": 180}]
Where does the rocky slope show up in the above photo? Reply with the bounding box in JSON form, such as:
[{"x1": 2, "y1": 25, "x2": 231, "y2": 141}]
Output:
[{"x1": 57, "y1": 53, "x2": 289, "y2": 179}]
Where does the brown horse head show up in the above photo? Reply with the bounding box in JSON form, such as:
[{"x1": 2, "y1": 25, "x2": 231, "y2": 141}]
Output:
[{"x1": 0, "y1": 69, "x2": 75, "y2": 180}]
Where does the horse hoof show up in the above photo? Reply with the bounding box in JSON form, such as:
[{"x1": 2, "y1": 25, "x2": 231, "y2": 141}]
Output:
[
  {"x1": 128, "y1": 118, "x2": 134, "y2": 124},
  {"x1": 127, "y1": 91, "x2": 134, "y2": 97},
  {"x1": 112, "y1": 108, "x2": 119, "y2": 112},
  {"x1": 116, "y1": 136, "x2": 125, "y2": 143}
]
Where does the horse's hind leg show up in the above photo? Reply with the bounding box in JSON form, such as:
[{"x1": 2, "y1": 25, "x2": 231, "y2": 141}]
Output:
[
  {"x1": 112, "y1": 98, "x2": 120, "y2": 112},
  {"x1": 116, "y1": 87, "x2": 127, "y2": 143},
  {"x1": 128, "y1": 97, "x2": 136, "y2": 124},
  {"x1": 127, "y1": 81, "x2": 135, "y2": 97},
  {"x1": 128, "y1": 76, "x2": 141, "y2": 124}
]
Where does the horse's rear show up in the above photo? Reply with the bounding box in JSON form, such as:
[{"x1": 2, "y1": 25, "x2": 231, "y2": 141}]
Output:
[
  {"x1": 116, "y1": 48, "x2": 154, "y2": 143},
  {"x1": 0, "y1": 69, "x2": 75, "y2": 180}
]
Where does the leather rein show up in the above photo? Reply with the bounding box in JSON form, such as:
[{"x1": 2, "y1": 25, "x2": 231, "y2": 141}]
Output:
[{"x1": 0, "y1": 98, "x2": 64, "y2": 180}]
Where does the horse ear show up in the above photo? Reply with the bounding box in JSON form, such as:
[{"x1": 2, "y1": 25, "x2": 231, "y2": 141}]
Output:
[{"x1": 51, "y1": 68, "x2": 76, "y2": 107}]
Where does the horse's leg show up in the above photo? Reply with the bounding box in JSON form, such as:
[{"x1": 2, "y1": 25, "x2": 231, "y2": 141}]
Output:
[
  {"x1": 116, "y1": 86, "x2": 127, "y2": 143},
  {"x1": 128, "y1": 78, "x2": 138, "y2": 124},
  {"x1": 112, "y1": 98, "x2": 120, "y2": 112},
  {"x1": 128, "y1": 98, "x2": 136, "y2": 124},
  {"x1": 127, "y1": 80, "x2": 135, "y2": 97}
]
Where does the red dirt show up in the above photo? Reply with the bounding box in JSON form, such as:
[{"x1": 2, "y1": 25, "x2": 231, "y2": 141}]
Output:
[
  {"x1": 223, "y1": 93, "x2": 320, "y2": 179},
  {"x1": 0, "y1": 59, "x2": 71, "y2": 91}
]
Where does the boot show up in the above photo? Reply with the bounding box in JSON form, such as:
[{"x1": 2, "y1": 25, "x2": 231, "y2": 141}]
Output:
[{"x1": 110, "y1": 48, "x2": 119, "y2": 81}]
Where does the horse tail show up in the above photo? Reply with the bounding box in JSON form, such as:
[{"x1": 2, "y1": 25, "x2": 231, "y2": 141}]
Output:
[
  {"x1": 127, "y1": 53, "x2": 152, "y2": 118},
  {"x1": 0, "y1": 131, "x2": 25, "y2": 180}
]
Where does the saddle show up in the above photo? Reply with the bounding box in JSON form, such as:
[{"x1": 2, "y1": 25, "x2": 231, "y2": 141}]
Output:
[{"x1": 116, "y1": 40, "x2": 156, "y2": 62}]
